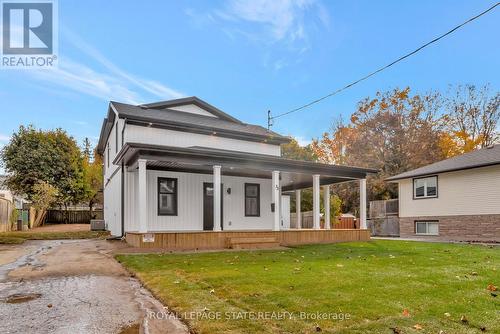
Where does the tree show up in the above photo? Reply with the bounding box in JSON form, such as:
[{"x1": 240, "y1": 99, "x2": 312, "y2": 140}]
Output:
[
  {"x1": 1, "y1": 125, "x2": 88, "y2": 210},
  {"x1": 30, "y1": 181, "x2": 58, "y2": 227},
  {"x1": 312, "y1": 87, "x2": 445, "y2": 213},
  {"x1": 82, "y1": 145, "x2": 103, "y2": 219},
  {"x1": 281, "y1": 138, "x2": 317, "y2": 161},
  {"x1": 281, "y1": 138, "x2": 343, "y2": 217},
  {"x1": 440, "y1": 84, "x2": 500, "y2": 157}
]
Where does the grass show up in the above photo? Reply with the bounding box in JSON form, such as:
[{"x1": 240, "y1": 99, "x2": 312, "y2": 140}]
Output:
[
  {"x1": 116, "y1": 240, "x2": 499, "y2": 334},
  {"x1": 0, "y1": 230, "x2": 110, "y2": 244}
]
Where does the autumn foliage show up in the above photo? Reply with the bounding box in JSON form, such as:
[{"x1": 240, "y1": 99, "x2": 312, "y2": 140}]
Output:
[{"x1": 310, "y1": 85, "x2": 499, "y2": 213}]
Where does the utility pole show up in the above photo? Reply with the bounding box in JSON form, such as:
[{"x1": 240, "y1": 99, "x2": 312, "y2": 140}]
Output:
[{"x1": 267, "y1": 110, "x2": 272, "y2": 130}]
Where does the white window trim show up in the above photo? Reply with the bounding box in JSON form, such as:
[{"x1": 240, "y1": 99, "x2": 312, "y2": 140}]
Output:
[
  {"x1": 415, "y1": 221, "x2": 439, "y2": 236},
  {"x1": 413, "y1": 176, "x2": 438, "y2": 199}
]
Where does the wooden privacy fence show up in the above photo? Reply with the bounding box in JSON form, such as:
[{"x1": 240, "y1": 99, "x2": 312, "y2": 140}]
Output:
[
  {"x1": 0, "y1": 198, "x2": 12, "y2": 232},
  {"x1": 45, "y1": 210, "x2": 103, "y2": 224},
  {"x1": 291, "y1": 212, "x2": 357, "y2": 229}
]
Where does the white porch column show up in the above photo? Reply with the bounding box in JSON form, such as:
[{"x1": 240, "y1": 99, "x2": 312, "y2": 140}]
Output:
[
  {"x1": 213, "y1": 165, "x2": 222, "y2": 231},
  {"x1": 272, "y1": 171, "x2": 280, "y2": 231},
  {"x1": 324, "y1": 185, "x2": 331, "y2": 229},
  {"x1": 312, "y1": 174, "x2": 320, "y2": 229},
  {"x1": 138, "y1": 159, "x2": 148, "y2": 233},
  {"x1": 359, "y1": 178, "x2": 367, "y2": 229},
  {"x1": 295, "y1": 189, "x2": 301, "y2": 229}
]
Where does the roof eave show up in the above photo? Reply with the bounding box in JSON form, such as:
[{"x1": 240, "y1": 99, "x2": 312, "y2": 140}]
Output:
[{"x1": 385, "y1": 161, "x2": 500, "y2": 182}]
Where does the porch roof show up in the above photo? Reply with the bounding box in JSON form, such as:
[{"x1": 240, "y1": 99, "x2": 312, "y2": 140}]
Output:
[{"x1": 114, "y1": 143, "x2": 378, "y2": 190}]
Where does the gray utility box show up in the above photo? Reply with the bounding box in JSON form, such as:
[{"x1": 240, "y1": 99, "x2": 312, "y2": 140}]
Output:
[{"x1": 90, "y1": 219, "x2": 106, "y2": 231}]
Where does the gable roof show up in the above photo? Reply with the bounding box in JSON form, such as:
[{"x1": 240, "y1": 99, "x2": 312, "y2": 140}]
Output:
[
  {"x1": 386, "y1": 144, "x2": 500, "y2": 181},
  {"x1": 97, "y1": 97, "x2": 290, "y2": 153},
  {"x1": 141, "y1": 96, "x2": 242, "y2": 123}
]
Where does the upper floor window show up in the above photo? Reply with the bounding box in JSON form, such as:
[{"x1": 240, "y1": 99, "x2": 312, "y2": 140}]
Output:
[
  {"x1": 245, "y1": 183, "x2": 260, "y2": 217},
  {"x1": 413, "y1": 176, "x2": 437, "y2": 199}
]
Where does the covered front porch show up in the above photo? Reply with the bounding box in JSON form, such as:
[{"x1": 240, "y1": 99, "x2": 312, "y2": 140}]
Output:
[{"x1": 115, "y1": 143, "x2": 376, "y2": 249}]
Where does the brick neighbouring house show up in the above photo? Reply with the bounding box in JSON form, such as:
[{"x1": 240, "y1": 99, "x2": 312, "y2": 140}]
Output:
[{"x1": 386, "y1": 144, "x2": 500, "y2": 242}]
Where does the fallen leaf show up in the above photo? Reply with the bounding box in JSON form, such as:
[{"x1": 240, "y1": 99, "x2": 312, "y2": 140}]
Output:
[
  {"x1": 444, "y1": 312, "x2": 451, "y2": 317},
  {"x1": 336, "y1": 264, "x2": 344, "y2": 268},
  {"x1": 402, "y1": 308, "x2": 410, "y2": 317},
  {"x1": 470, "y1": 271, "x2": 478, "y2": 276},
  {"x1": 413, "y1": 324, "x2": 423, "y2": 330},
  {"x1": 209, "y1": 289, "x2": 215, "y2": 294},
  {"x1": 486, "y1": 284, "x2": 497, "y2": 291},
  {"x1": 47, "y1": 304, "x2": 52, "y2": 308},
  {"x1": 460, "y1": 315, "x2": 468, "y2": 324}
]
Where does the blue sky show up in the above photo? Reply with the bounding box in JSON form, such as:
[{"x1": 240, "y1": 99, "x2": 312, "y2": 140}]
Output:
[{"x1": 0, "y1": 0, "x2": 498, "y2": 150}]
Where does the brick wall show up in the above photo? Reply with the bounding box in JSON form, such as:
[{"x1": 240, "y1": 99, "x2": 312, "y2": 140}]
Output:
[{"x1": 399, "y1": 215, "x2": 500, "y2": 242}]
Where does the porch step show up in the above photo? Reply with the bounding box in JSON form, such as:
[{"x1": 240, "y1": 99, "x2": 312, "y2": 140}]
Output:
[{"x1": 227, "y1": 237, "x2": 280, "y2": 250}]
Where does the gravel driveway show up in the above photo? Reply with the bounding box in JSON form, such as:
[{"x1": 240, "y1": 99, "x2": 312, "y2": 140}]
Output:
[{"x1": 0, "y1": 239, "x2": 189, "y2": 334}]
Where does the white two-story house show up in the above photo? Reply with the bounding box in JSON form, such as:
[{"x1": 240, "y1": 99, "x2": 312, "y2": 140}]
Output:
[{"x1": 97, "y1": 97, "x2": 375, "y2": 249}]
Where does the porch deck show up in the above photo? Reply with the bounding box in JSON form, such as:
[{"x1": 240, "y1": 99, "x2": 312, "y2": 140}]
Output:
[{"x1": 125, "y1": 229, "x2": 371, "y2": 250}]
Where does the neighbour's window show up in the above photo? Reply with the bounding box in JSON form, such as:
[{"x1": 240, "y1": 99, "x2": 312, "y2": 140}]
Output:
[
  {"x1": 415, "y1": 221, "x2": 439, "y2": 235},
  {"x1": 413, "y1": 176, "x2": 437, "y2": 198},
  {"x1": 245, "y1": 183, "x2": 260, "y2": 217},
  {"x1": 158, "y1": 178, "x2": 177, "y2": 216}
]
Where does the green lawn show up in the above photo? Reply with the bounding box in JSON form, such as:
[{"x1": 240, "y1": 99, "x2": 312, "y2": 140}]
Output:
[
  {"x1": 116, "y1": 241, "x2": 499, "y2": 334},
  {"x1": 0, "y1": 230, "x2": 110, "y2": 244}
]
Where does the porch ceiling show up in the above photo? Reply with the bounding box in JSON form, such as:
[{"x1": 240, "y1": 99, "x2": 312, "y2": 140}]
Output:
[{"x1": 114, "y1": 143, "x2": 378, "y2": 190}]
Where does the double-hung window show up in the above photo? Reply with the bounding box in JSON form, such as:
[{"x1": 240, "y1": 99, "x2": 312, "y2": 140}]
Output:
[
  {"x1": 245, "y1": 183, "x2": 260, "y2": 217},
  {"x1": 413, "y1": 176, "x2": 438, "y2": 199},
  {"x1": 158, "y1": 178, "x2": 178, "y2": 216}
]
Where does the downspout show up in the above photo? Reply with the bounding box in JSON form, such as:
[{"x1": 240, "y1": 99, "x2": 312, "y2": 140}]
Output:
[
  {"x1": 120, "y1": 160, "x2": 125, "y2": 238},
  {"x1": 120, "y1": 119, "x2": 127, "y2": 238}
]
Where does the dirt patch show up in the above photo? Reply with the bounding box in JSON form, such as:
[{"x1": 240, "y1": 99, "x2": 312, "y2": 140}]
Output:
[
  {"x1": 8, "y1": 239, "x2": 130, "y2": 280},
  {"x1": 28, "y1": 223, "x2": 91, "y2": 233},
  {"x1": 119, "y1": 323, "x2": 141, "y2": 334},
  {"x1": 3, "y1": 292, "x2": 41, "y2": 303}
]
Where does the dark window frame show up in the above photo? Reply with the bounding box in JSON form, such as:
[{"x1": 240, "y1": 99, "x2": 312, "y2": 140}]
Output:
[
  {"x1": 157, "y1": 177, "x2": 178, "y2": 216},
  {"x1": 244, "y1": 183, "x2": 260, "y2": 217},
  {"x1": 413, "y1": 175, "x2": 438, "y2": 200}
]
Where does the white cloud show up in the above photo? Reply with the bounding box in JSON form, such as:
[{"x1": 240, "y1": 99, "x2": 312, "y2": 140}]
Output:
[
  {"x1": 0, "y1": 134, "x2": 10, "y2": 142},
  {"x1": 23, "y1": 29, "x2": 185, "y2": 105},
  {"x1": 214, "y1": 0, "x2": 329, "y2": 44},
  {"x1": 295, "y1": 136, "x2": 312, "y2": 146}
]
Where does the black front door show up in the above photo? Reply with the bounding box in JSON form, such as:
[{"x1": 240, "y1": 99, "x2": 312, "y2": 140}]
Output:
[{"x1": 203, "y1": 183, "x2": 223, "y2": 231}]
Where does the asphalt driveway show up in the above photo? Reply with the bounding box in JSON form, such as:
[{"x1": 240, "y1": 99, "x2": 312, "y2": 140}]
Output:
[{"x1": 0, "y1": 238, "x2": 189, "y2": 334}]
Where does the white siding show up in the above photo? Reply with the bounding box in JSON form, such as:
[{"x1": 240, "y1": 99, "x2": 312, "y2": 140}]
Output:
[
  {"x1": 104, "y1": 171, "x2": 122, "y2": 236},
  {"x1": 169, "y1": 104, "x2": 217, "y2": 118},
  {"x1": 103, "y1": 117, "x2": 124, "y2": 181},
  {"x1": 124, "y1": 170, "x2": 274, "y2": 232},
  {"x1": 125, "y1": 125, "x2": 281, "y2": 156},
  {"x1": 398, "y1": 165, "x2": 500, "y2": 217}
]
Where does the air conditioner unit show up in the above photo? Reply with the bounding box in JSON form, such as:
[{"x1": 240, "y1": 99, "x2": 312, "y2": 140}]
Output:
[{"x1": 90, "y1": 219, "x2": 106, "y2": 231}]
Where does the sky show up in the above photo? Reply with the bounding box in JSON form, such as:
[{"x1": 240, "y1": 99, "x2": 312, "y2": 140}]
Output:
[{"x1": 0, "y1": 0, "x2": 499, "y2": 151}]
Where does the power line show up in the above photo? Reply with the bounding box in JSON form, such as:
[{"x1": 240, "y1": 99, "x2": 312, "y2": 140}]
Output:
[{"x1": 269, "y1": 2, "x2": 499, "y2": 126}]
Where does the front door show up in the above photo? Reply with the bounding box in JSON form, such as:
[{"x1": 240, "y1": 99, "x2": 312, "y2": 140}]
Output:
[{"x1": 203, "y1": 183, "x2": 223, "y2": 231}]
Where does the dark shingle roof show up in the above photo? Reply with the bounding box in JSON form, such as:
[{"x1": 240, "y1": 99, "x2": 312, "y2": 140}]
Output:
[
  {"x1": 98, "y1": 97, "x2": 292, "y2": 154},
  {"x1": 386, "y1": 144, "x2": 500, "y2": 181},
  {"x1": 111, "y1": 101, "x2": 287, "y2": 140}
]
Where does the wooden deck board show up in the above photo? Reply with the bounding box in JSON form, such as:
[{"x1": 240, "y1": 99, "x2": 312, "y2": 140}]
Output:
[{"x1": 125, "y1": 229, "x2": 371, "y2": 250}]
